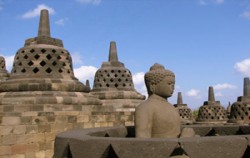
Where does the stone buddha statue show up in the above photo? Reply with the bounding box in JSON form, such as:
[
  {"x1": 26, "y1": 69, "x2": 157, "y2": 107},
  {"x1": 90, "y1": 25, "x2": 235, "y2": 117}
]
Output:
[{"x1": 135, "y1": 63, "x2": 181, "y2": 138}]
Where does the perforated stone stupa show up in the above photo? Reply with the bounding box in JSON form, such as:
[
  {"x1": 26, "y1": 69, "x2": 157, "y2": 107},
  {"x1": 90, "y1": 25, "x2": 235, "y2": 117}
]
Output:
[
  {"x1": 197, "y1": 86, "x2": 227, "y2": 123},
  {"x1": 91, "y1": 41, "x2": 145, "y2": 109},
  {"x1": 174, "y1": 92, "x2": 193, "y2": 124},
  {"x1": 228, "y1": 77, "x2": 250, "y2": 124},
  {"x1": 0, "y1": 9, "x2": 102, "y2": 157},
  {"x1": 0, "y1": 56, "x2": 9, "y2": 81}
]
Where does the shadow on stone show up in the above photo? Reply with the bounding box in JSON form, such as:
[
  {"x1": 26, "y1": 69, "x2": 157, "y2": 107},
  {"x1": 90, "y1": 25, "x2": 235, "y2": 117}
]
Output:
[
  {"x1": 170, "y1": 143, "x2": 189, "y2": 158},
  {"x1": 101, "y1": 145, "x2": 119, "y2": 158}
]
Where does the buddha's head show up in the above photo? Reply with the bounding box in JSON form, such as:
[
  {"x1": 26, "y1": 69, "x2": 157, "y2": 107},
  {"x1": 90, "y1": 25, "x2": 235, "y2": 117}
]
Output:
[{"x1": 145, "y1": 63, "x2": 175, "y2": 98}]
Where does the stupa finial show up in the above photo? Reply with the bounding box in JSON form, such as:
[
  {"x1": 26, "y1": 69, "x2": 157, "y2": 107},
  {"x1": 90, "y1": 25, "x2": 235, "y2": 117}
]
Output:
[
  {"x1": 108, "y1": 41, "x2": 118, "y2": 62},
  {"x1": 208, "y1": 86, "x2": 215, "y2": 102},
  {"x1": 38, "y1": 9, "x2": 50, "y2": 37},
  {"x1": 177, "y1": 92, "x2": 183, "y2": 105},
  {"x1": 244, "y1": 77, "x2": 250, "y2": 97}
]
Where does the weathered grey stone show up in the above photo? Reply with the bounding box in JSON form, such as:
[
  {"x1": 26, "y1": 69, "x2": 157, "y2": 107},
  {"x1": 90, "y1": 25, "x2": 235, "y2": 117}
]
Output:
[
  {"x1": 229, "y1": 77, "x2": 250, "y2": 124},
  {"x1": 197, "y1": 86, "x2": 227, "y2": 123},
  {"x1": 91, "y1": 41, "x2": 145, "y2": 109},
  {"x1": 174, "y1": 92, "x2": 194, "y2": 124},
  {"x1": 135, "y1": 63, "x2": 181, "y2": 138}
]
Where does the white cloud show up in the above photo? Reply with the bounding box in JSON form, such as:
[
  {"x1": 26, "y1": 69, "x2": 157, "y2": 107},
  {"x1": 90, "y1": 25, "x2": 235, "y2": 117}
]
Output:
[
  {"x1": 74, "y1": 65, "x2": 98, "y2": 86},
  {"x1": 21, "y1": 4, "x2": 55, "y2": 19},
  {"x1": 71, "y1": 52, "x2": 84, "y2": 65},
  {"x1": 55, "y1": 18, "x2": 68, "y2": 26},
  {"x1": 215, "y1": 92, "x2": 223, "y2": 97},
  {"x1": 132, "y1": 72, "x2": 147, "y2": 96},
  {"x1": 0, "y1": 54, "x2": 14, "y2": 71},
  {"x1": 76, "y1": 0, "x2": 101, "y2": 5},
  {"x1": 213, "y1": 83, "x2": 237, "y2": 90},
  {"x1": 186, "y1": 89, "x2": 200, "y2": 97},
  {"x1": 234, "y1": 58, "x2": 250, "y2": 76},
  {"x1": 240, "y1": 10, "x2": 250, "y2": 19},
  {"x1": 198, "y1": 0, "x2": 224, "y2": 5}
]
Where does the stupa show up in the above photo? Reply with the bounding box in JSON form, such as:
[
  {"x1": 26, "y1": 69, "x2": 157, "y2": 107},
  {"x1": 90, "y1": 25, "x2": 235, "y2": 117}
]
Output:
[
  {"x1": 91, "y1": 41, "x2": 145, "y2": 110},
  {"x1": 0, "y1": 56, "x2": 9, "y2": 81},
  {"x1": 196, "y1": 86, "x2": 227, "y2": 123},
  {"x1": 0, "y1": 9, "x2": 102, "y2": 157},
  {"x1": 228, "y1": 77, "x2": 250, "y2": 124},
  {"x1": 174, "y1": 92, "x2": 194, "y2": 124}
]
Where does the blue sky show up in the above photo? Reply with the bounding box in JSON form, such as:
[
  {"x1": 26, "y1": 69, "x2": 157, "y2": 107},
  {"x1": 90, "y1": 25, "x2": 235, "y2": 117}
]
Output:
[{"x1": 0, "y1": 0, "x2": 250, "y2": 110}]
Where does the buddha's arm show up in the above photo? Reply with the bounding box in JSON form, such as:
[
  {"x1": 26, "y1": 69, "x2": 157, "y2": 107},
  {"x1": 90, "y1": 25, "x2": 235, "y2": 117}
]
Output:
[{"x1": 135, "y1": 106, "x2": 152, "y2": 138}]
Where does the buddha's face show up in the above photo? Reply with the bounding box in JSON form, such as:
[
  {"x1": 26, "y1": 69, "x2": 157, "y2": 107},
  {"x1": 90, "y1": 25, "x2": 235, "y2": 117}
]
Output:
[{"x1": 154, "y1": 76, "x2": 175, "y2": 98}]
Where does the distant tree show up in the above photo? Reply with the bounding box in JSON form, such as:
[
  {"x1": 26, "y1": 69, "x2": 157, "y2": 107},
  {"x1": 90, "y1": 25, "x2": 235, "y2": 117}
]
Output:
[{"x1": 192, "y1": 109, "x2": 199, "y2": 120}]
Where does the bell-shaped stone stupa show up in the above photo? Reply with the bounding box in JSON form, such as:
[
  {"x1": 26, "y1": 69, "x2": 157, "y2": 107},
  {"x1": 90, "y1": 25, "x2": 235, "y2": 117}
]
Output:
[
  {"x1": 197, "y1": 86, "x2": 227, "y2": 123},
  {"x1": 91, "y1": 41, "x2": 145, "y2": 109},
  {"x1": 229, "y1": 77, "x2": 250, "y2": 124},
  {"x1": 0, "y1": 9, "x2": 101, "y2": 157},
  {"x1": 0, "y1": 9, "x2": 90, "y2": 92},
  {"x1": 0, "y1": 56, "x2": 9, "y2": 81},
  {"x1": 174, "y1": 92, "x2": 194, "y2": 124}
]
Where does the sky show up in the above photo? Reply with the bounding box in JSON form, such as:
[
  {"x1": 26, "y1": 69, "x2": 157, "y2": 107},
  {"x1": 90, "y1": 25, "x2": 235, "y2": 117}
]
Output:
[{"x1": 0, "y1": 0, "x2": 250, "y2": 110}]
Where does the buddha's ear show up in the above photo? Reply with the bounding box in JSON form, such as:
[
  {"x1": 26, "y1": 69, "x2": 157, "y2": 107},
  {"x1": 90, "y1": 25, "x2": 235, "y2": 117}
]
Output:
[{"x1": 149, "y1": 85, "x2": 155, "y2": 94}]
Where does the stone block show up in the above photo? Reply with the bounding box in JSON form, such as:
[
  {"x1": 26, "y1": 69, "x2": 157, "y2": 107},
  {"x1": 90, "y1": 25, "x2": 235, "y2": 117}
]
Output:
[
  {"x1": 14, "y1": 106, "x2": 30, "y2": 112},
  {"x1": 25, "y1": 152, "x2": 35, "y2": 158},
  {"x1": 2, "y1": 117, "x2": 21, "y2": 125},
  {"x1": 0, "y1": 146, "x2": 11, "y2": 155},
  {"x1": 38, "y1": 124, "x2": 51, "y2": 133},
  {"x1": 2, "y1": 135, "x2": 16, "y2": 145},
  {"x1": 51, "y1": 124, "x2": 65, "y2": 133},
  {"x1": 3, "y1": 105, "x2": 14, "y2": 112},
  {"x1": 0, "y1": 126, "x2": 13, "y2": 135},
  {"x1": 45, "y1": 133, "x2": 56, "y2": 142},
  {"x1": 77, "y1": 115, "x2": 89, "y2": 123},
  {"x1": 20, "y1": 116, "x2": 32, "y2": 124},
  {"x1": 55, "y1": 116, "x2": 67, "y2": 123},
  {"x1": 45, "y1": 150, "x2": 53, "y2": 158},
  {"x1": 26, "y1": 125, "x2": 38, "y2": 134},
  {"x1": 22, "y1": 112, "x2": 37, "y2": 117},
  {"x1": 68, "y1": 116, "x2": 77, "y2": 123},
  {"x1": 32, "y1": 133, "x2": 45, "y2": 143},
  {"x1": 11, "y1": 144, "x2": 28, "y2": 155},
  {"x1": 13, "y1": 125, "x2": 26, "y2": 135},
  {"x1": 9, "y1": 154, "x2": 25, "y2": 158},
  {"x1": 16, "y1": 134, "x2": 33, "y2": 144},
  {"x1": 35, "y1": 151, "x2": 45, "y2": 158}
]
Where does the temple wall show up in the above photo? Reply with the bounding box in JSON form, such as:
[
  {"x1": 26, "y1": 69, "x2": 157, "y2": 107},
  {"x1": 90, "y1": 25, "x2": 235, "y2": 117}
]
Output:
[{"x1": 0, "y1": 102, "x2": 135, "y2": 158}]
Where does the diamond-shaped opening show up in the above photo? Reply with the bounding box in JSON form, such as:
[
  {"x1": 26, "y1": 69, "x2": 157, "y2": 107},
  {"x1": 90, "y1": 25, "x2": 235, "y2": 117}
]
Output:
[
  {"x1": 123, "y1": 83, "x2": 126, "y2": 87},
  {"x1": 28, "y1": 61, "x2": 34, "y2": 66},
  {"x1": 61, "y1": 51, "x2": 65, "y2": 54},
  {"x1": 16, "y1": 56, "x2": 19, "y2": 60},
  {"x1": 30, "y1": 49, "x2": 35, "y2": 53},
  {"x1": 118, "y1": 70, "x2": 121, "y2": 73},
  {"x1": 58, "y1": 69, "x2": 63, "y2": 73},
  {"x1": 63, "y1": 62, "x2": 66, "y2": 66},
  {"x1": 52, "y1": 49, "x2": 56, "y2": 53},
  {"x1": 111, "y1": 70, "x2": 114, "y2": 73},
  {"x1": 114, "y1": 74, "x2": 118, "y2": 77},
  {"x1": 33, "y1": 67, "x2": 39, "y2": 73},
  {"x1": 46, "y1": 54, "x2": 52, "y2": 60},
  {"x1": 24, "y1": 55, "x2": 28, "y2": 59},
  {"x1": 57, "y1": 55, "x2": 62, "y2": 60},
  {"x1": 110, "y1": 78, "x2": 114, "y2": 82},
  {"x1": 101, "y1": 145, "x2": 118, "y2": 158},
  {"x1": 46, "y1": 67, "x2": 52, "y2": 73},
  {"x1": 21, "y1": 69, "x2": 26, "y2": 73},
  {"x1": 115, "y1": 83, "x2": 118, "y2": 88},
  {"x1": 18, "y1": 62, "x2": 22, "y2": 66},
  {"x1": 66, "y1": 57, "x2": 69, "y2": 60},
  {"x1": 41, "y1": 49, "x2": 46, "y2": 53},
  {"x1": 34, "y1": 54, "x2": 40, "y2": 60},
  {"x1": 67, "y1": 70, "x2": 70, "y2": 74},
  {"x1": 106, "y1": 84, "x2": 110, "y2": 87},
  {"x1": 40, "y1": 61, "x2": 46, "y2": 67},
  {"x1": 21, "y1": 50, "x2": 25, "y2": 53},
  {"x1": 52, "y1": 61, "x2": 57, "y2": 66}
]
